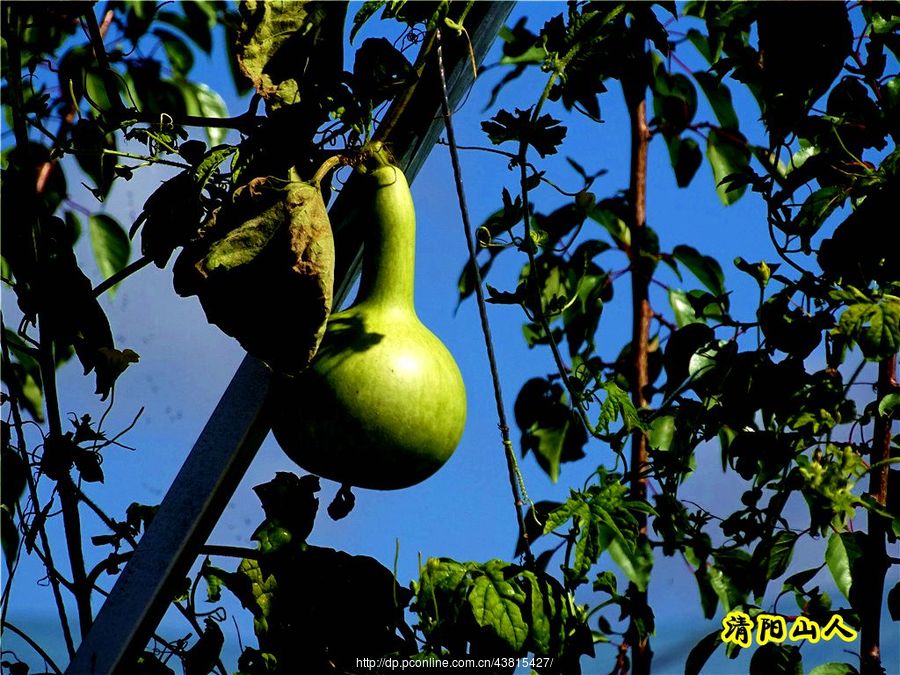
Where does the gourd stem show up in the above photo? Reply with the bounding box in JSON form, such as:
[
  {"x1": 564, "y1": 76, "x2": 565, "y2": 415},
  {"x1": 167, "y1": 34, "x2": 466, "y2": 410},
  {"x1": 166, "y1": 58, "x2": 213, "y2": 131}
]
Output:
[
  {"x1": 310, "y1": 154, "x2": 349, "y2": 187},
  {"x1": 355, "y1": 164, "x2": 416, "y2": 309}
]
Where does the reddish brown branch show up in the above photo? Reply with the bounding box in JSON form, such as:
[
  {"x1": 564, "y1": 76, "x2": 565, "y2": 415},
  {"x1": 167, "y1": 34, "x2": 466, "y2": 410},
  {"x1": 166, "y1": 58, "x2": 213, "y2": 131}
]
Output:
[
  {"x1": 860, "y1": 355, "x2": 897, "y2": 675},
  {"x1": 622, "y1": 74, "x2": 653, "y2": 675}
]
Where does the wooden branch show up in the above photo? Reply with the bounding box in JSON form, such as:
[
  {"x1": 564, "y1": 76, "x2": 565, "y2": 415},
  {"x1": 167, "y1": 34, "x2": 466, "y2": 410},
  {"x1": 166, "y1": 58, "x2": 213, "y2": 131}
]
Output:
[
  {"x1": 622, "y1": 66, "x2": 654, "y2": 675},
  {"x1": 860, "y1": 354, "x2": 897, "y2": 675}
]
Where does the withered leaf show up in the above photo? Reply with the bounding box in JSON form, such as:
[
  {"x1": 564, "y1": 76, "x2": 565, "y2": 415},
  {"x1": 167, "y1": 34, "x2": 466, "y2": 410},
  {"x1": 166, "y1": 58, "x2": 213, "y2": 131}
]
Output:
[
  {"x1": 173, "y1": 178, "x2": 334, "y2": 374},
  {"x1": 237, "y1": 1, "x2": 346, "y2": 111}
]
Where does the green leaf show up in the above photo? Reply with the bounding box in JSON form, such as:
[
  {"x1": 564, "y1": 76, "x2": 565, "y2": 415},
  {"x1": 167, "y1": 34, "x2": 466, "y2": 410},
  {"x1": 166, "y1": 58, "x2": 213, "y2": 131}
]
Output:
[
  {"x1": 350, "y1": 1, "x2": 387, "y2": 43},
  {"x1": 598, "y1": 381, "x2": 646, "y2": 433},
  {"x1": 708, "y1": 563, "x2": 743, "y2": 613},
  {"x1": 352, "y1": 37, "x2": 417, "y2": 107},
  {"x1": 706, "y1": 127, "x2": 751, "y2": 205},
  {"x1": 201, "y1": 559, "x2": 227, "y2": 602},
  {"x1": 649, "y1": 414, "x2": 675, "y2": 451},
  {"x1": 694, "y1": 565, "x2": 719, "y2": 618},
  {"x1": 239, "y1": 558, "x2": 277, "y2": 632},
  {"x1": 608, "y1": 536, "x2": 652, "y2": 592},
  {"x1": 588, "y1": 206, "x2": 630, "y2": 247},
  {"x1": 693, "y1": 71, "x2": 739, "y2": 129},
  {"x1": 879, "y1": 392, "x2": 900, "y2": 418},
  {"x1": 673, "y1": 244, "x2": 725, "y2": 296},
  {"x1": 251, "y1": 472, "x2": 320, "y2": 546},
  {"x1": 792, "y1": 187, "x2": 846, "y2": 249},
  {"x1": 184, "y1": 82, "x2": 228, "y2": 146},
  {"x1": 175, "y1": 177, "x2": 334, "y2": 374},
  {"x1": 807, "y1": 664, "x2": 859, "y2": 675},
  {"x1": 89, "y1": 214, "x2": 131, "y2": 296},
  {"x1": 825, "y1": 531, "x2": 863, "y2": 602},
  {"x1": 669, "y1": 288, "x2": 700, "y2": 327},
  {"x1": 194, "y1": 146, "x2": 237, "y2": 189},
  {"x1": 652, "y1": 67, "x2": 697, "y2": 135},
  {"x1": 838, "y1": 296, "x2": 900, "y2": 360},
  {"x1": 782, "y1": 566, "x2": 822, "y2": 593},
  {"x1": 64, "y1": 211, "x2": 83, "y2": 247},
  {"x1": 2, "y1": 329, "x2": 45, "y2": 422},
  {"x1": 468, "y1": 562, "x2": 529, "y2": 651},
  {"x1": 154, "y1": 28, "x2": 194, "y2": 76},
  {"x1": 766, "y1": 531, "x2": 798, "y2": 581}
]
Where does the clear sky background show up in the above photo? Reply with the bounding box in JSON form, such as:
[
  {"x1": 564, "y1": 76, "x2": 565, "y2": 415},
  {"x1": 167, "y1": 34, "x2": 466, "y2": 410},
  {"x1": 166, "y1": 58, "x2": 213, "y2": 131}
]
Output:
[{"x1": 3, "y1": 3, "x2": 897, "y2": 674}]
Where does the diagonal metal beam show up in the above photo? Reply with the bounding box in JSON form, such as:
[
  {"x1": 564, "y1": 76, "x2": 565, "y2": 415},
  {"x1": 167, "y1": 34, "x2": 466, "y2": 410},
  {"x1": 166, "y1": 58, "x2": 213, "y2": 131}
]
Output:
[{"x1": 66, "y1": 3, "x2": 512, "y2": 672}]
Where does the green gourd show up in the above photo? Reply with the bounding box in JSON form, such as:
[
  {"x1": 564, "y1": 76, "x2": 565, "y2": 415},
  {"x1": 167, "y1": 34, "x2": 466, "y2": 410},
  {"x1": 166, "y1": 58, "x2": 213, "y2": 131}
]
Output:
[{"x1": 271, "y1": 146, "x2": 467, "y2": 490}]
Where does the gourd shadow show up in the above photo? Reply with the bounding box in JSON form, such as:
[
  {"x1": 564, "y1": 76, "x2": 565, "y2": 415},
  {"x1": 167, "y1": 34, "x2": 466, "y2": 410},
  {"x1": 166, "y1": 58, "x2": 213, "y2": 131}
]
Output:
[{"x1": 311, "y1": 314, "x2": 384, "y2": 368}]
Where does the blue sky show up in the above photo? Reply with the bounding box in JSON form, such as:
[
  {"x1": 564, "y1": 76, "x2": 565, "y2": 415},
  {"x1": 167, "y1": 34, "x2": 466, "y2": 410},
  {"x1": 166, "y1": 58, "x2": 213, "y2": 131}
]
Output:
[{"x1": 2, "y1": 3, "x2": 897, "y2": 674}]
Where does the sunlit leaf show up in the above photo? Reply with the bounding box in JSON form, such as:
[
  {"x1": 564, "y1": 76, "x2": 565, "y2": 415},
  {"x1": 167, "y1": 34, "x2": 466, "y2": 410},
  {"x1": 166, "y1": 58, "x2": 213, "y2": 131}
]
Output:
[
  {"x1": 706, "y1": 127, "x2": 751, "y2": 205},
  {"x1": 807, "y1": 664, "x2": 859, "y2": 675},
  {"x1": 693, "y1": 71, "x2": 739, "y2": 129},
  {"x1": 468, "y1": 563, "x2": 529, "y2": 651},
  {"x1": 673, "y1": 244, "x2": 725, "y2": 296},
  {"x1": 825, "y1": 531, "x2": 863, "y2": 602},
  {"x1": 90, "y1": 214, "x2": 131, "y2": 296},
  {"x1": 838, "y1": 296, "x2": 900, "y2": 361}
]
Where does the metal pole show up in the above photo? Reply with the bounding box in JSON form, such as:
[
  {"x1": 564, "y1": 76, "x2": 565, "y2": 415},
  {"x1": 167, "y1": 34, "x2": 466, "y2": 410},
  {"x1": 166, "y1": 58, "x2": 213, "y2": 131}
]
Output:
[{"x1": 66, "y1": 4, "x2": 512, "y2": 672}]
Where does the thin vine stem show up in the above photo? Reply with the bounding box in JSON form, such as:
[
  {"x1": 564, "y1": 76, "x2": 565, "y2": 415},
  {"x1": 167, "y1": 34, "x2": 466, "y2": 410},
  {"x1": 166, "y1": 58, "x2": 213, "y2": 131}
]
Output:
[
  {"x1": 513, "y1": 71, "x2": 604, "y2": 447},
  {"x1": 93, "y1": 255, "x2": 153, "y2": 297},
  {"x1": 2, "y1": 620, "x2": 63, "y2": 675},
  {"x1": 435, "y1": 30, "x2": 534, "y2": 568}
]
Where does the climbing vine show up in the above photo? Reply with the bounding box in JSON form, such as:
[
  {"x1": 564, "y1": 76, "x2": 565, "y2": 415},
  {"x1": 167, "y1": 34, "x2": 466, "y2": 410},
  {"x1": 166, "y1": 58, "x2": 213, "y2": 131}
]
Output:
[{"x1": 1, "y1": 2, "x2": 897, "y2": 675}]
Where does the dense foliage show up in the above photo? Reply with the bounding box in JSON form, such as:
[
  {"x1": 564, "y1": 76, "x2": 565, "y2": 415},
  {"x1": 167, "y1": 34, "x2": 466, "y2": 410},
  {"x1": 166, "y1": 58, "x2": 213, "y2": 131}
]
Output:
[{"x1": 1, "y1": 2, "x2": 897, "y2": 674}]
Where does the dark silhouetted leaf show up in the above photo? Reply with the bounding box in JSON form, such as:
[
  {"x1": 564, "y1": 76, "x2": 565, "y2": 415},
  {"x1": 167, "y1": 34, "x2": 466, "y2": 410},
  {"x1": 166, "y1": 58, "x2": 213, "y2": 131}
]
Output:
[
  {"x1": 353, "y1": 37, "x2": 416, "y2": 106},
  {"x1": 667, "y1": 135, "x2": 703, "y2": 187},
  {"x1": 93, "y1": 347, "x2": 140, "y2": 399},
  {"x1": 514, "y1": 377, "x2": 587, "y2": 482},
  {"x1": 482, "y1": 108, "x2": 567, "y2": 158},
  {"x1": 685, "y1": 629, "x2": 722, "y2": 675},
  {"x1": 72, "y1": 119, "x2": 118, "y2": 199},
  {"x1": 153, "y1": 28, "x2": 194, "y2": 76},
  {"x1": 183, "y1": 618, "x2": 224, "y2": 675},
  {"x1": 327, "y1": 483, "x2": 355, "y2": 521}
]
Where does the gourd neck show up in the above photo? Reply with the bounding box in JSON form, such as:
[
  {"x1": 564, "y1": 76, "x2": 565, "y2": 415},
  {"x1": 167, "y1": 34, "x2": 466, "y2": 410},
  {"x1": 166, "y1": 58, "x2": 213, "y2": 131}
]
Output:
[{"x1": 356, "y1": 161, "x2": 415, "y2": 310}]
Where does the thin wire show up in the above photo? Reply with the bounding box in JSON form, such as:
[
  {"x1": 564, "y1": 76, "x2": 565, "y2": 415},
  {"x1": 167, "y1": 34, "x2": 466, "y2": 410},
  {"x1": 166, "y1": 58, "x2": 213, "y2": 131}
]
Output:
[{"x1": 435, "y1": 30, "x2": 534, "y2": 568}]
